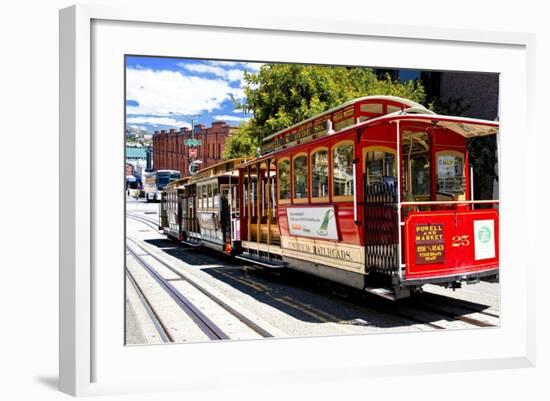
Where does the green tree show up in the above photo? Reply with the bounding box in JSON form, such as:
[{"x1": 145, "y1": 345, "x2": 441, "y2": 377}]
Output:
[
  {"x1": 222, "y1": 122, "x2": 258, "y2": 159},
  {"x1": 224, "y1": 64, "x2": 426, "y2": 158}
]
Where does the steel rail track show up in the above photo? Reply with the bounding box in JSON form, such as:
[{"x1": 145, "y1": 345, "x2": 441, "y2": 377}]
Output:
[
  {"x1": 354, "y1": 298, "x2": 448, "y2": 329},
  {"x1": 127, "y1": 245, "x2": 230, "y2": 340},
  {"x1": 127, "y1": 213, "x2": 160, "y2": 231},
  {"x1": 413, "y1": 303, "x2": 496, "y2": 328},
  {"x1": 126, "y1": 267, "x2": 172, "y2": 343},
  {"x1": 418, "y1": 292, "x2": 500, "y2": 318},
  {"x1": 131, "y1": 213, "x2": 159, "y2": 225},
  {"x1": 128, "y1": 211, "x2": 496, "y2": 331},
  {"x1": 127, "y1": 236, "x2": 273, "y2": 338}
]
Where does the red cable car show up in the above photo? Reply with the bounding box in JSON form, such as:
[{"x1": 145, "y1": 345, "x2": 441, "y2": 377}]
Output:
[{"x1": 237, "y1": 96, "x2": 499, "y2": 299}]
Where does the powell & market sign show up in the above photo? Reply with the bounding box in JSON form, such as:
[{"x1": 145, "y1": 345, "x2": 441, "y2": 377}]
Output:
[{"x1": 414, "y1": 223, "x2": 445, "y2": 264}]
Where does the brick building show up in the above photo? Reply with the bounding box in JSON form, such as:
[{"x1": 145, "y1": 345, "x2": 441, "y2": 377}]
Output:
[
  {"x1": 420, "y1": 71, "x2": 499, "y2": 120},
  {"x1": 152, "y1": 121, "x2": 237, "y2": 177},
  {"x1": 375, "y1": 69, "x2": 499, "y2": 120}
]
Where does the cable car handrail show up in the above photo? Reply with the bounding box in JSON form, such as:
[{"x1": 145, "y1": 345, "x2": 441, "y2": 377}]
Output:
[{"x1": 400, "y1": 200, "x2": 499, "y2": 206}]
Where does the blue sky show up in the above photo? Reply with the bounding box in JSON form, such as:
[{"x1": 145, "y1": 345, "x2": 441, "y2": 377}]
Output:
[
  {"x1": 125, "y1": 56, "x2": 262, "y2": 133},
  {"x1": 125, "y1": 56, "x2": 420, "y2": 134}
]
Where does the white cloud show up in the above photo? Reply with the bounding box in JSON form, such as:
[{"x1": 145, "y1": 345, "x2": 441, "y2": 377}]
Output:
[
  {"x1": 212, "y1": 115, "x2": 250, "y2": 122},
  {"x1": 207, "y1": 61, "x2": 241, "y2": 67},
  {"x1": 207, "y1": 61, "x2": 264, "y2": 72},
  {"x1": 129, "y1": 125, "x2": 150, "y2": 131},
  {"x1": 242, "y1": 62, "x2": 264, "y2": 72},
  {"x1": 126, "y1": 67, "x2": 244, "y2": 116},
  {"x1": 178, "y1": 63, "x2": 244, "y2": 82},
  {"x1": 126, "y1": 116, "x2": 190, "y2": 128}
]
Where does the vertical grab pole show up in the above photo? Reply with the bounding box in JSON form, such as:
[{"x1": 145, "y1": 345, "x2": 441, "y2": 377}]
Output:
[
  {"x1": 266, "y1": 159, "x2": 272, "y2": 251},
  {"x1": 247, "y1": 167, "x2": 252, "y2": 244},
  {"x1": 229, "y1": 175, "x2": 233, "y2": 245},
  {"x1": 470, "y1": 166, "x2": 475, "y2": 211},
  {"x1": 353, "y1": 159, "x2": 358, "y2": 224},
  {"x1": 395, "y1": 120, "x2": 404, "y2": 281},
  {"x1": 256, "y1": 162, "x2": 261, "y2": 251}
]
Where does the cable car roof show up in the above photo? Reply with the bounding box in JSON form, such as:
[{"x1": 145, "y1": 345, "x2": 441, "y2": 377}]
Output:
[
  {"x1": 189, "y1": 157, "x2": 249, "y2": 182},
  {"x1": 163, "y1": 176, "x2": 191, "y2": 190},
  {"x1": 248, "y1": 112, "x2": 499, "y2": 162},
  {"x1": 362, "y1": 112, "x2": 499, "y2": 138},
  {"x1": 262, "y1": 95, "x2": 428, "y2": 142}
]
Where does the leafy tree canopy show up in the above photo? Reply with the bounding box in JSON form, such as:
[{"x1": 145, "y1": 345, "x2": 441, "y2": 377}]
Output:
[
  {"x1": 223, "y1": 64, "x2": 496, "y2": 200},
  {"x1": 225, "y1": 64, "x2": 426, "y2": 158}
]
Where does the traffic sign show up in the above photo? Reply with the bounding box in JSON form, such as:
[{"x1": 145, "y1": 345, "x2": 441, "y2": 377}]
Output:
[
  {"x1": 189, "y1": 163, "x2": 198, "y2": 174},
  {"x1": 189, "y1": 161, "x2": 202, "y2": 174},
  {"x1": 184, "y1": 139, "x2": 201, "y2": 146},
  {"x1": 188, "y1": 148, "x2": 197, "y2": 158}
]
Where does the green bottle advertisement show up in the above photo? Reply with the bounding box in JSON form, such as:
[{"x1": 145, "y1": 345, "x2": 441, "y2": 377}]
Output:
[{"x1": 317, "y1": 209, "x2": 335, "y2": 236}]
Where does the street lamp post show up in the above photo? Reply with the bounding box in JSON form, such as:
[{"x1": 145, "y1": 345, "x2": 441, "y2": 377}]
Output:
[{"x1": 169, "y1": 112, "x2": 201, "y2": 175}]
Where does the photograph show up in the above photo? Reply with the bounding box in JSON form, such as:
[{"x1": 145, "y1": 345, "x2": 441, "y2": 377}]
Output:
[{"x1": 124, "y1": 56, "x2": 500, "y2": 345}]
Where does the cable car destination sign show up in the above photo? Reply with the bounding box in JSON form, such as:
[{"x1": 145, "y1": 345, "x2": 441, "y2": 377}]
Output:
[{"x1": 414, "y1": 223, "x2": 445, "y2": 264}]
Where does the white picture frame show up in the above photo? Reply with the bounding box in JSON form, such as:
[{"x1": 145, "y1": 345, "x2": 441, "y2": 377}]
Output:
[{"x1": 59, "y1": 3, "x2": 536, "y2": 397}]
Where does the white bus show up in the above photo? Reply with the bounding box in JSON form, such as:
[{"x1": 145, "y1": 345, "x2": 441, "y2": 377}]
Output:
[{"x1": 144, "y1": 170, "x2": 181, "y2": 202}]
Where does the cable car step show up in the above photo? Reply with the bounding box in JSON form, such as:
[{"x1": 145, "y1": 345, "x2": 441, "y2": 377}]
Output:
[
  {"x1": 364, "y1": 287, "x2": 398, "y2": 301},
  {"x1": 181, "y1": 239, "x2": 201, "y2": 248},
  {"x1": 235, "y1": 254, "x2": 285, "y2": 269}
]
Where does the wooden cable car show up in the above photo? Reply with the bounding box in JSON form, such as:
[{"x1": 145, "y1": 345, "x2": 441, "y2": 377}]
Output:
[
  {"x1": 238, "y1": 96, "x2": 499, "y2": 299},
  {"x1": 160, "y1": 96, "x2": 499, "y2": 300},
  {"x1": 160, "y1": 158, "x2": 247, "y2": 253}
]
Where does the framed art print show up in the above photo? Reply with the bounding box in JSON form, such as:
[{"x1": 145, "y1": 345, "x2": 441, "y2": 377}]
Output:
[{"x1": 59, "y1": 3, "x2": 536, "y2": 397}]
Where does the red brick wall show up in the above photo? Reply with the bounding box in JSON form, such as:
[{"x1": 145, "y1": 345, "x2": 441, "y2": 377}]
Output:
[{"x1": 152, "y1": 121, "x2": 235, "y2": 177}]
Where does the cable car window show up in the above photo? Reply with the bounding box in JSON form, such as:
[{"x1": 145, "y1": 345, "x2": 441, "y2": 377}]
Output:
[
  {"x1": 213, "y1": 182, "x2": 220, "y2": 208},
  {"x1": 207, "y1": 183, "x2": 213, "y2": 209},
  {"x1": 333, "y1": 142, "x2": 354, "y2": 199},
  {"x1": 293, "y1": 154, "x2": 308, "y2": 200},
  {"x1": 311, "y1": 149, "x2": 329, "y2": 199},
  {"x1": 365, "y1": 150, "x2": 396, "y2": 185},
  {"x1": 278, "y1": 159, "x2": 291, "y2": 200},
  {"x1": 437, "y1": 151, "x2": 465, "y2": 197},
  {"x1": 197, "y1": 185, "x2": 201, "y2": 208}
]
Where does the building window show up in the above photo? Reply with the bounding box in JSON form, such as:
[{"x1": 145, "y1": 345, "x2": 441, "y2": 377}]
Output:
[
  {"x1": 332, "y1": 141, "x2": 354, "y2": 200},
  {"x1": 311, "y1": 148, "x2": 329, "y2": 200},
  {"x1": 277, "y1": 158, "x2": 291, "y2": 201}
]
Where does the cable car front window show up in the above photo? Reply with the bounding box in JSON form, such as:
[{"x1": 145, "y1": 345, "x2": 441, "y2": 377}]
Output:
[
  {"x1": 410, "y1": 156, "x2": 430, "y2": 196},
  {"x1": 437, "y1": 152, "x2": 465, "y2": 198},
  {"x1": 403, "y1": 131, "x2": 431, "y2": 200}
]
